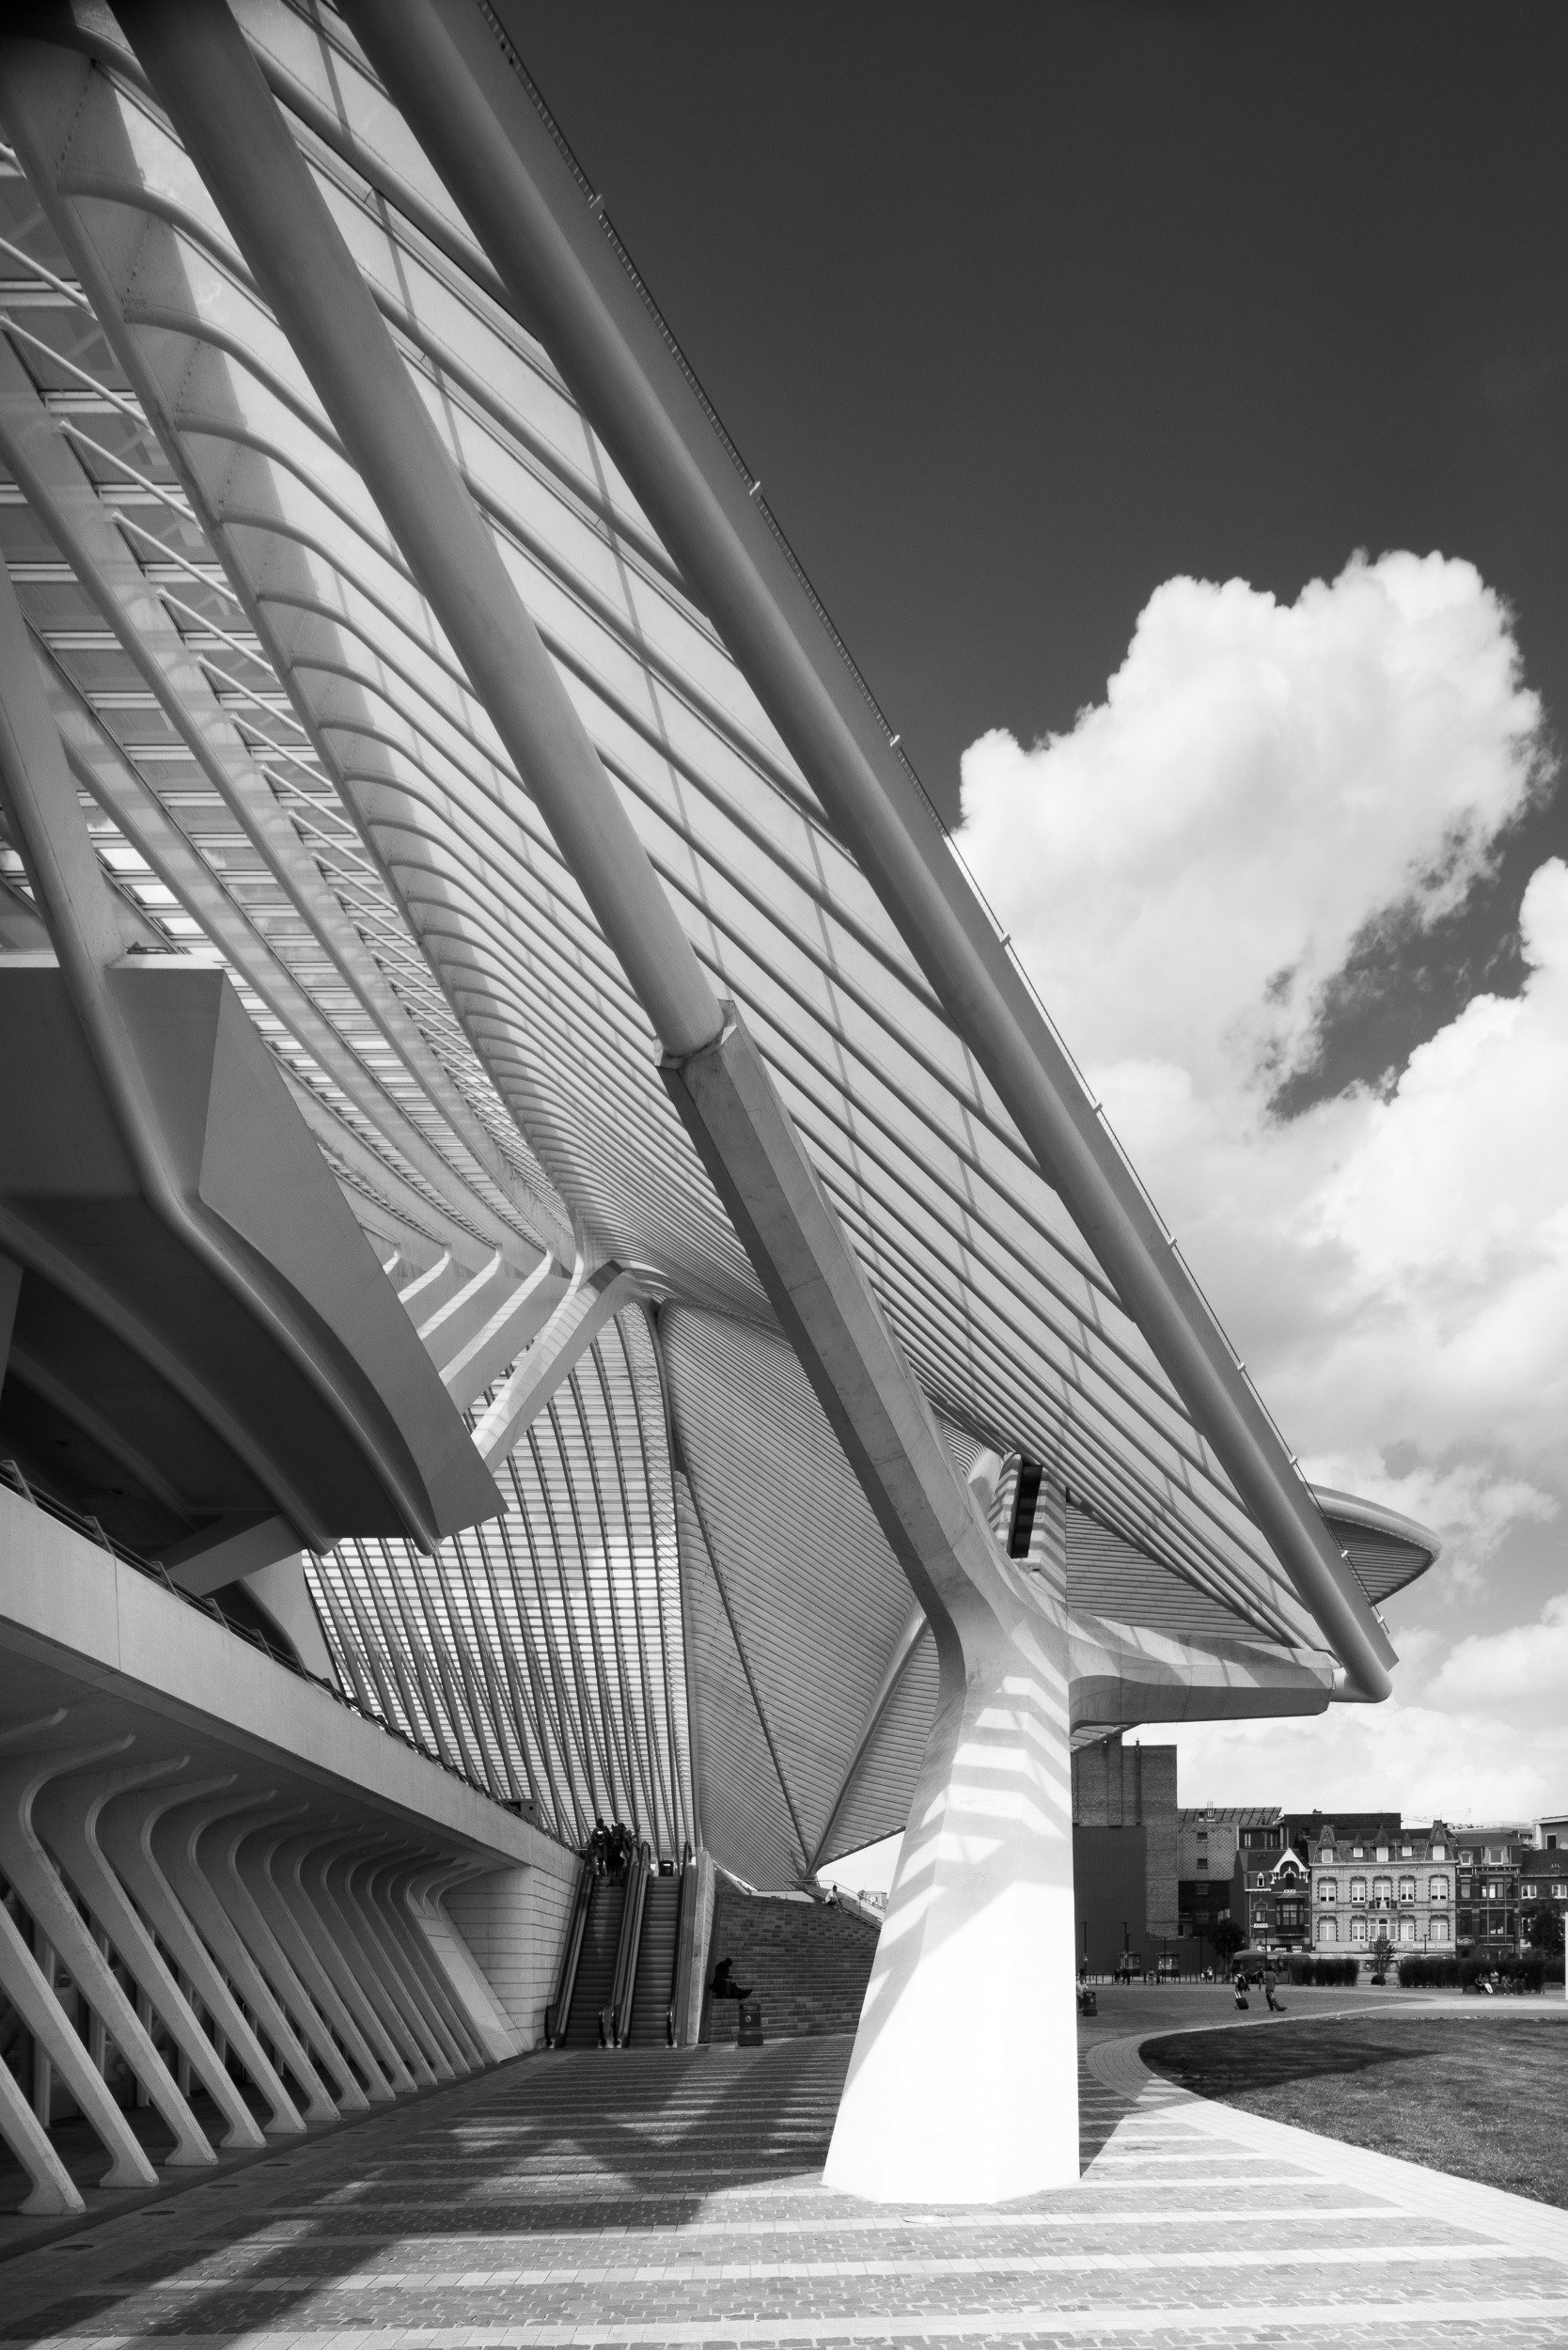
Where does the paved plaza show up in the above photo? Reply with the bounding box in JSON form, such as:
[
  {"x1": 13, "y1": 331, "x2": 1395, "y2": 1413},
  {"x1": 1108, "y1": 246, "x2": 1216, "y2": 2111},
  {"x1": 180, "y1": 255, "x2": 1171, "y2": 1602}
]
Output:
[{"x1": 2, "y1": 1990, "x2": 1565, "y2": 2348}]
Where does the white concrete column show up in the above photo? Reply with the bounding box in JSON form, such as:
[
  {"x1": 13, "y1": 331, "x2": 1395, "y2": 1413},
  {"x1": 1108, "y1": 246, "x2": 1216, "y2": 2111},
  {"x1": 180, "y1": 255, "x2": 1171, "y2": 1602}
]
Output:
[
  {"x1": 337, "y1": 1851, "x2": 451, "y2": 2081},
  {"x1": 372, "y1": 1857, "x2": 485, "y2": 2071},
  {"x1": 206, "y1": 1810, "x2": 369, "y2": 2111},
  {"x1": 153, "y1": 1794, "x2": 338, "y2": 2125},
  {"x1": 357, "y1": 1852, "x2": 470, "y2": 2077},
  {"x1": 308, "y1": 1841, "x2": 435, "y2": 2086},
  {"x1": 0, "y1": 2032, "x2": 82, "y2": 2216},
  {"x1": 290, "y1": 1839, "x2": 419, "y2": 2095},
  {"x1": 241, "y1": 1831, "x2": 392, "y2": 2102},
  {"x1": 0, "y1": 1881, "x2": 156, "y2": 2188},
  {"x1": 316, "y1": 1847, "x2": 438, "y2": 2084},
  {"x1": 33, "y1": 1753, "x2": 265, "y2": 2151},
  {"x1": 824, "y1": 1486, "x2": 1077, "y2": 2204},
  {"x1": 97, "y1": 1781, "x2": 307, "y2": 2137}
]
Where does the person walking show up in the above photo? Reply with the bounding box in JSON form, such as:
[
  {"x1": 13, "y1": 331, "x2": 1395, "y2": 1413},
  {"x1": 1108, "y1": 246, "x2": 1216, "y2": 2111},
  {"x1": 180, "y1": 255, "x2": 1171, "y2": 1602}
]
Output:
[{"x1": 1262, "y1": 1962, "x2": 1282, "y2": 2013}]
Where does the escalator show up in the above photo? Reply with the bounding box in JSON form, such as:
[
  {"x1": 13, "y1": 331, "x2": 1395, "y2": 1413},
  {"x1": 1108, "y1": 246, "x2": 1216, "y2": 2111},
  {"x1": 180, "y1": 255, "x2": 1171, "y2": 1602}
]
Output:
[
  {"x1": 561, "y1": 1871, "x2": 627, "y2": 2046},
  {"x1": 622, "y1": 1870, "x2": 682, "y2": 2046},
  {"x1": 547, "y1": 1843, "x2": 692, "y2": 2049}
]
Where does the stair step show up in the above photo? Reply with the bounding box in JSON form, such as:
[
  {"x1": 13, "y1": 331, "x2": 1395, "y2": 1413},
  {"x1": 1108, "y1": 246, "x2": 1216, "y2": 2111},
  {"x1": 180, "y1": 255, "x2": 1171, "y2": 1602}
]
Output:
[{"x1": 700, "y1": 1880, "x2": 879, "y2": 2044}]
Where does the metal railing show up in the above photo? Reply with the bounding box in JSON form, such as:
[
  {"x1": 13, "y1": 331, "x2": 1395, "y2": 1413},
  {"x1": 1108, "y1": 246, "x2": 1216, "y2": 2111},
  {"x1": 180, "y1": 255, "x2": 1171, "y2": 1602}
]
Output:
[{"x1": 0, "y1": 1458, "x2": 502, "y2": 1803}]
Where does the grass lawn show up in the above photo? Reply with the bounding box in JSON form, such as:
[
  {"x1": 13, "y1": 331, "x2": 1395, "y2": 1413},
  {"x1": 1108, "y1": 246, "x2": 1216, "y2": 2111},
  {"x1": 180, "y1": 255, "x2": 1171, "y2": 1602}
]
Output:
[{"x1": 1144, "y1": 2013, "x2": 1568, "y2": 2209}]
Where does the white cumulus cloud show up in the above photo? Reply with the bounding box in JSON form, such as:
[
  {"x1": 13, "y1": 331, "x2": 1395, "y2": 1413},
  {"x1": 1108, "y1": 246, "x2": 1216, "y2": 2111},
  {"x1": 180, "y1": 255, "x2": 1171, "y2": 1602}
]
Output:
[
  {"x1": 1431, "y1": 1594, "x2": 1568, "y2": 1704},
  {"x1": 956, "y1": 550, "x2": 1566, "y2": 1687}
]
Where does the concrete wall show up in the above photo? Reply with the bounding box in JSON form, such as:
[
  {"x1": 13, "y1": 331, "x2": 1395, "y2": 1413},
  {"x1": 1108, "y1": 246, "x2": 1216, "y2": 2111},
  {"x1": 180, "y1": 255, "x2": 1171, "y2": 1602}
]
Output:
[
  {"x1": 674, "y1": 1846, "x2": 715, "y2": 2047},
  {"x1": 447, "y1": 1856, "x2": 580, "y2": 2048},
  {"x1": 1072, "y1": 1734, "x2": 1177, "y2": 1937}
]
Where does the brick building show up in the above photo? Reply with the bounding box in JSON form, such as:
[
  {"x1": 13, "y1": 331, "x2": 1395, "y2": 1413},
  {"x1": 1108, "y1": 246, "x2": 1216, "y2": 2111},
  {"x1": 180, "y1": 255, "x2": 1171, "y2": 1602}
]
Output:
[
  {"x1": 1175, "y1": 1806, "x2": 1278, "y2": 1964},
  {"x1": 1241, "y1": 1845, "x2": 1311, "y2": 1952},
  {"x1": 1519, "y1": 1846, "x2": 1568, "y2": 1950},
  {"x1": 1454, "y1": 1825, "x2": 1533, "y2": 1958},
  {"x1": 1310, "y1": 1820, "x2": 1455, "y2": 1954}
]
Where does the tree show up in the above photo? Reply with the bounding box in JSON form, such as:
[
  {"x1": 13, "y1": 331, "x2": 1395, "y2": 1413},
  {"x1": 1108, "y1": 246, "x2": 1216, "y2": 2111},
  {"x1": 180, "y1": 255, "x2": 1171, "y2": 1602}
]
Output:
[
  {"x1": 1370, "y1": 1931, "x2": 1392, "y2": 1980},
  {"x1": 1210, "y1": 1917, "x2": 1246, "y2": 1968},
  {"x1": 1525, "y1": 1900, "x2": 1565, "y2": 1957}
]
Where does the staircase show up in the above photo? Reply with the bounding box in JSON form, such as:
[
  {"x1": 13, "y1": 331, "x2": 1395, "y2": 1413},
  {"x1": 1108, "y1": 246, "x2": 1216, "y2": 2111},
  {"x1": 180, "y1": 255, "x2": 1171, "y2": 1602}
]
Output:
[
  {"x1": 623, "y1": 1872, "x2": 682, "y2": 2046},
  {"x1": 702, "y1": 1879, "x2": 880, "y2": 2043},
  {"x1": 562, "y1": 1872, "x2": 627, "y2": 2047}
]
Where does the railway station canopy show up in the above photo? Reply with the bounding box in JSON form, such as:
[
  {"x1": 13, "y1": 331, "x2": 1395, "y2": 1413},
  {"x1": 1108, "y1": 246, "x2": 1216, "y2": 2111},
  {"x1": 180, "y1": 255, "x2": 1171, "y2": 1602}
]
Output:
[{"x1": 0, "y1": 1, "x2": 1437, "y2": 1915}]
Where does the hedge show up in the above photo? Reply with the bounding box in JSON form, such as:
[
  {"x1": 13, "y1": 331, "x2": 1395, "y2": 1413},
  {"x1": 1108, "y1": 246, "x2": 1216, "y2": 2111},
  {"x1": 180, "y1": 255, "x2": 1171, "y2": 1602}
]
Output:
[
  {"x1": 1286, "y1": 1956, "x2": 1360, "y2": 1986},
  {"x1": 1397, "y1": 1953, "x2": 1550, "y2": 1991}
]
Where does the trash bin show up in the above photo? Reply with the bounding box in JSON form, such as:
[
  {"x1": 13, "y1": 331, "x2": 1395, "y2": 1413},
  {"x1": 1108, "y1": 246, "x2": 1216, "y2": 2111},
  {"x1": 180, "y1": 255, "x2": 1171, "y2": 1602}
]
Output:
[{"x1": 737, "y1": 1998, "x2": 763, "y2": 2046}]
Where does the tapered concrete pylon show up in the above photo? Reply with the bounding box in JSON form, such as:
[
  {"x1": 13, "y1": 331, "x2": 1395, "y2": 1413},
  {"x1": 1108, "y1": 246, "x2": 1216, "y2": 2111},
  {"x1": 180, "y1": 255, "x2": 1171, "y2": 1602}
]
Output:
[{"x1": 825, "y1": 1488, "x2": 1077, "y2": 2204}]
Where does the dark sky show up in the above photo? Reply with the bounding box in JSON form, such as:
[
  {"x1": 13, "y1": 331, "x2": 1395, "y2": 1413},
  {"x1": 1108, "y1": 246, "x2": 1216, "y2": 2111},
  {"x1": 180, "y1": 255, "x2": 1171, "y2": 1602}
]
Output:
[{"x1": 500, "y1": 1, "x2": 1568, "y2": 1092}]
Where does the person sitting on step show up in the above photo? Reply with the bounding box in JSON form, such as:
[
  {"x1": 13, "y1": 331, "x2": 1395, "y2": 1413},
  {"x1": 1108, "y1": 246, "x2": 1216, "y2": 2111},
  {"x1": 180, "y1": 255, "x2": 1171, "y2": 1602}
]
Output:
[{"x1": 709, "y1": 1955, "x2": 751, "y2": 2003}]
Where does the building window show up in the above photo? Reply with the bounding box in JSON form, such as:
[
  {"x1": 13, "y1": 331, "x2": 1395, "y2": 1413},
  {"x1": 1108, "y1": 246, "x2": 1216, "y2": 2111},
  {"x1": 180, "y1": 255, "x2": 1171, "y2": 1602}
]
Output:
[
  {"x1": 1401, "y1": 1844, "x2": 1414, "y2": 1858},
  {"x1": 1459, "y1": 1849, "x2": 1473, "y2": 1864},
  {"x1": 1376, "y1": 1845, "x2": 1390, "y2": 1863},
  {"x1": 1399, "y1": 1876, "x2": 1416, "y2": 1904},
  {"x1": 1350, "y1": 1916, "x2": 1369, "y2": 1942},
  {"x1": 1429, "y1": 1875, "x2": 1450, "y2": 1902},
  {"x1": 1352, "y1": 1844, "x2": 1365, "y2": 1859},
  {"x1": 1318, "y1": 1917, "x2": 1339, "y2": 1944},
  {"x1": 1373, "y1": 1876, "x2": 1393, "y2": 1906},
  {"x1": 1431, "y1": 1918, "x2": 1450, "y2": 1943},
  {"x1": 1197, "y1": 1857, "x2": 1208, "y2": 1871},
  {"x1": 1319, "y1": 1878, "x2": 1338, "y2": 1902},
  {"x1": 1319, "y1": 1847, "x2": 1335, "y2": 1865},
  {"x1": 1432, "y1": 1843, "x2": 1447, "y2": 1861},
  {"x1": 1350, "y1": 1877, "x2": 1367, "y2": 1904},
  {"x1": 1196, "y1": 1828, "x2": 1208, "y2": 1842},
  {"x1": 1397, "y1": 1918, "x2": 1417, "y2": 1943}
]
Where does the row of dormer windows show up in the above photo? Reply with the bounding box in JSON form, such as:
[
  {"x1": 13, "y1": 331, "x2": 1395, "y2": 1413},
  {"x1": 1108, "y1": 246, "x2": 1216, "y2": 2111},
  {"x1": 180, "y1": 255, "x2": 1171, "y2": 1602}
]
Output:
[{"x1": 1315, "y1": 1843, "x2": 1449, "y2": 1864}]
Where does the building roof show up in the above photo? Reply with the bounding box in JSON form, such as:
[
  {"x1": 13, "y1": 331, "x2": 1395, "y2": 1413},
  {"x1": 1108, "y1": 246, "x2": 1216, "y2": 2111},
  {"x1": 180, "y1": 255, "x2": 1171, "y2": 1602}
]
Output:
[{"x1": 0, "y1": 4, "x2": 1438, "y2": 1883}]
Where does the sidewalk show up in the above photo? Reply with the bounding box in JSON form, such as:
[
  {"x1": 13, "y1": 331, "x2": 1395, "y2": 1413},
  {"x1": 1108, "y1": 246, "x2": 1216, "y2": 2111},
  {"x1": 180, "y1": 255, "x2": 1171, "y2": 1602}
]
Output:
[{"x1": 0, "y1": 2004, "x2": 1563, "y2": 2347}]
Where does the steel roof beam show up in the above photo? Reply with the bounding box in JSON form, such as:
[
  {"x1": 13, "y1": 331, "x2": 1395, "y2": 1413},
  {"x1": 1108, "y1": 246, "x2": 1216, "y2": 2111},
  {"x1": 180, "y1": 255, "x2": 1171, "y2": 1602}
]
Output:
[
  {"x1": 0, "y1": 355, "x2": 564, "y2": 1263},
  {"x1": 359, "y1": 0, "x2": 1393, "y2": 1705},
  {"x1": 42, "y1": 664, "x2": 544, "y2": 1276}
]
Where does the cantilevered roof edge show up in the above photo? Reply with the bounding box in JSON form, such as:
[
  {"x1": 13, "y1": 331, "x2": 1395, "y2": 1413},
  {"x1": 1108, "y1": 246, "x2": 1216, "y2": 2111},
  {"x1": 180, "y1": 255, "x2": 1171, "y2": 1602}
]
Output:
[{"x1": 345, "y1": 0, "x2": 1403, "y2": 1700}]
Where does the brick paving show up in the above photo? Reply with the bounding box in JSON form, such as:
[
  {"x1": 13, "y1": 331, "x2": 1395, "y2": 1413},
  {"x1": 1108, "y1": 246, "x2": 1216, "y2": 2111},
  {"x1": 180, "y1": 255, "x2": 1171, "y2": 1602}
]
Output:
[{"x1": 1, "y1": 2008, "x2": 1565, "y2": 2347}]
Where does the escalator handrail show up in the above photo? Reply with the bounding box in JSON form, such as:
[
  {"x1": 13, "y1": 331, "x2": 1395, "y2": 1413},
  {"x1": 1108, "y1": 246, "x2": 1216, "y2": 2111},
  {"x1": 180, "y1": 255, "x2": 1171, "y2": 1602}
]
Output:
[
  {"x1": 546, "y1": 1851, "x2": 595, "y2": 2047},
  {"x1": 666, "y1": 1841, "x2": 693, "y2": 2046},
  {"x1": 610, "y1": 1841, "x2": 651, "y2": 2044}
]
